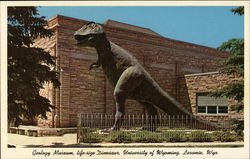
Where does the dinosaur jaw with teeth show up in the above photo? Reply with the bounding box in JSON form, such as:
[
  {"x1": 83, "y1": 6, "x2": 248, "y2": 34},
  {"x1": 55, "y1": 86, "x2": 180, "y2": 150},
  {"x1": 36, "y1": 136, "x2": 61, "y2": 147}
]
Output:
[{"x1": 74, "y1": 34, "x2": 93, "y2": 45}]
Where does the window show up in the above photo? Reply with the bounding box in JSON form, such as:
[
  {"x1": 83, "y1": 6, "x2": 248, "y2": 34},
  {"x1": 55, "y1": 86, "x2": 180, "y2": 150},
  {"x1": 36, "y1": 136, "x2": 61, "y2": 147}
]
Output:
[
  {"x1": 196, "y1": 94, "x2": 228, "y2": 114},
  {"x1": 197, "y1": 106, "x2": 206, "y2": 113},
  {"x1": 207, "y1": 106, "x2": 217, "y2": 114},
  {"x1": 218, "y1": 106, "x2": 228, "y2": 113}
]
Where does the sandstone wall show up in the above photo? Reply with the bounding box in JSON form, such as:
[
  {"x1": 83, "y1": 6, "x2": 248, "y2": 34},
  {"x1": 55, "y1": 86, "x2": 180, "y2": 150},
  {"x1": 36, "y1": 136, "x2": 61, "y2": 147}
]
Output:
[{"x1": 178, "y1": 72, "x2": 242, "y2": 122}]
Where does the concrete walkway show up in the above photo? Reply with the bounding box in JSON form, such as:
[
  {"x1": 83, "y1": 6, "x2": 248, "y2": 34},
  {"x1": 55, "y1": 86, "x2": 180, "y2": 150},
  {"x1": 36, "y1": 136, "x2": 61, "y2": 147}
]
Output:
[
  {"x1": 8, "y1": 133, "x2": 244, "y2": 148},
  {"x1": 8, "y1": 133, "x2": 77, "y2": 148}
]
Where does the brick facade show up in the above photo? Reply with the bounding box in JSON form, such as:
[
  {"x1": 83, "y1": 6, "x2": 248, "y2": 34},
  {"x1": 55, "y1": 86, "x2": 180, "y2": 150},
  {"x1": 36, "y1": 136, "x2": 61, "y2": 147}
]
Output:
[
  {"x1": 178, "y1": 72, "x2": 242, "y2": 123},
  {"x1": 35, "y1": 15, "x2": 241, "y2": 128}
]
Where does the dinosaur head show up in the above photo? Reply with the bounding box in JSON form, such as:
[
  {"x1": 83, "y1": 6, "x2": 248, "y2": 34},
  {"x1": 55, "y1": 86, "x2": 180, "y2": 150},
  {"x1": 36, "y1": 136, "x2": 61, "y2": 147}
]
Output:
[{"x1": 74, "y1": 21, "x2": 105, "y2": 47}]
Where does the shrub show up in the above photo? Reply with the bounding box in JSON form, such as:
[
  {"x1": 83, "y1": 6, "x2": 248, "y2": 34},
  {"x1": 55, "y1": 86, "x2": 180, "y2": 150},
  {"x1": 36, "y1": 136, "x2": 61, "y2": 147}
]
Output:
[
  {"x1": 237, "y1": 134, "x2": 244, "y2": 141},
  {"x1": 80, "y1": 132, "x2": 102, "y2": 143},
  {"x1": 79, "y1": 128, "x2": 243, "y2": 143},
  {"x1": 221, "y1": 133, "x2": 237, "y2": 142},
  {"x1": 163, "y1": 131, "x2": 189, "y2": 142},
  {"x1": 212, "y1": 131, "x2": 238, "y2": 142},
  {"x1": 80, "y1": 128, "x2": 103, "y2": 143},
  {"x1": 155, "y1": 127, "x2": 170, "y2": 132},
  {"x1": 213, "y1": 131, "x2": 224, "y2": 141},
  {"x1": 189, "y1": 131, "x2": 214, "y2": 142},
  {"x1": 232, "y1": 120, "x2": 244, "y2": 136},
  {"x1": 105, "y1": 131, "x2": 132, "y2": 143},
  {"x1": 132, "y1": 131, "x2": 164, "y2": 143}
]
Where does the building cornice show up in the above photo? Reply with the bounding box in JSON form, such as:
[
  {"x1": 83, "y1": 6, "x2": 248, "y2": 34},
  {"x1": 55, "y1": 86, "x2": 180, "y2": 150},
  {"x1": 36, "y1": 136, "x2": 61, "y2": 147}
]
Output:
[{"x1": 48, "y1": 15, "x2": 232, "y2": 59}]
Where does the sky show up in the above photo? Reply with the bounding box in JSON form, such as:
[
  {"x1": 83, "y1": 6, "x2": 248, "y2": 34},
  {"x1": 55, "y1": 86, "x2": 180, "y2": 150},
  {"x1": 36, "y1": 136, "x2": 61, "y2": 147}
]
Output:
[{"x1": 38, "y1": 6, "x2": 244, "y2": 48}]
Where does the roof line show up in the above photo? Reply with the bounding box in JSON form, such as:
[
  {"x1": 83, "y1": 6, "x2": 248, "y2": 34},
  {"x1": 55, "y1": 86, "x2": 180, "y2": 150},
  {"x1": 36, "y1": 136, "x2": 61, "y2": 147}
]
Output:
[
  {"x1": 47, "y1": 15, "x2": 231, "y2": 56},
  {"x1": 104, "y1": 19, "x2": 162, "y2": 37}
]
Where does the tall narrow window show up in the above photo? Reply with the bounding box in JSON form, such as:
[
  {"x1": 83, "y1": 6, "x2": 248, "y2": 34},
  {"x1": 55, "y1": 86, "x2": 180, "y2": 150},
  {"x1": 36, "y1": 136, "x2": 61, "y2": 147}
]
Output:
[{"x1": 196, "y1": 94, "x2": 228, "y2": 114}]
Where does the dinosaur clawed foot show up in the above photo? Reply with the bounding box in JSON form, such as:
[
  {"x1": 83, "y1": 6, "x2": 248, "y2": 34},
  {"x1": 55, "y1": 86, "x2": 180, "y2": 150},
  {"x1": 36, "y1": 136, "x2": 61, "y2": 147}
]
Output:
[{"x1": 96, "y1": 127, "x2": 120, "y2": 134}]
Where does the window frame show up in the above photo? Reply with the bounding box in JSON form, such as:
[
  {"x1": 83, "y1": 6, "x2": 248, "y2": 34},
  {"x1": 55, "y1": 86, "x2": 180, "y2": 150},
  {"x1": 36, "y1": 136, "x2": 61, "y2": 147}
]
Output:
[{"x1": 196, "y1": 93, "x2": 229, "y2": 115}]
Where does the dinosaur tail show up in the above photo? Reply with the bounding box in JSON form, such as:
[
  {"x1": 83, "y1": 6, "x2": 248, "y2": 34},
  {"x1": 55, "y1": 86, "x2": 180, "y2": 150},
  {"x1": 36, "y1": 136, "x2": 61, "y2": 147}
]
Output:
[{"x1": 139, "y1": 76, "x2": 221, "y2": 130}]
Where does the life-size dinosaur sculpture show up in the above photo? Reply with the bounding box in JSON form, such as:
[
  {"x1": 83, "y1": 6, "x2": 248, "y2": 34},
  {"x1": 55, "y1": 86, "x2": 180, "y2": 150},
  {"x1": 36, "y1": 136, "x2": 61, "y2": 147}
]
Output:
[{"x1": 74, "y1": 22, "x2": 218, "y2": 130}]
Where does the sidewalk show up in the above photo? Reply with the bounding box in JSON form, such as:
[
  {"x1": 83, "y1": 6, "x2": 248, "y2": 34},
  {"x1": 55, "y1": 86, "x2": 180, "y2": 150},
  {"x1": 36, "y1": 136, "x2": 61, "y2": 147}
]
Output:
[
  {"x1": 8, "y1": 133, "x2": 77, "y2": 148},
  {"x1": 8, "y1": 133, "x2": 244, "y2": 148}
]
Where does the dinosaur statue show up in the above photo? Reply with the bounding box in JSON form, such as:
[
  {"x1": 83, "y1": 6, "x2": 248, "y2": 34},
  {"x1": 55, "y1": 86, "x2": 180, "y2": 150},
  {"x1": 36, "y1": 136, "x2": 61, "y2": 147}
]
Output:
[{"x1": 74, "y1": 22, "x2": 218, "y2": 130}]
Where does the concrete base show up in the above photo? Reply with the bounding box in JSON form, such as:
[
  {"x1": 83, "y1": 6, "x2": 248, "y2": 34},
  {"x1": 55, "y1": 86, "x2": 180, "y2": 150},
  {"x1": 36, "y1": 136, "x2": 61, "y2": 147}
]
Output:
[{"x1": 9, "y1": 125, "x2": 77, "y2": 137}]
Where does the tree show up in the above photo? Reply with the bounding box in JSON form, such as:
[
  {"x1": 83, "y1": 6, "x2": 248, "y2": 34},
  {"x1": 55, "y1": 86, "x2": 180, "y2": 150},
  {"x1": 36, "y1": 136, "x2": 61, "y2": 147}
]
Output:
[
  {"x1": 231, "y1": 6, "x2": 244, "y2": 16},
  {"x1": 8, "y1": 7, "x2": 60, "y2": 126},
  {"x1": 211, "y1": 6, "x2": 244, "y2": 135}
]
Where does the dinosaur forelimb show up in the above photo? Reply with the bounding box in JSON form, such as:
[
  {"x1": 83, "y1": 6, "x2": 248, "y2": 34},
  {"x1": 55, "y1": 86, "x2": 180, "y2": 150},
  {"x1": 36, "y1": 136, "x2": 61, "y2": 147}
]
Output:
[{"x1": 89, "y1": 62, "x2": 100, "y2": 70}]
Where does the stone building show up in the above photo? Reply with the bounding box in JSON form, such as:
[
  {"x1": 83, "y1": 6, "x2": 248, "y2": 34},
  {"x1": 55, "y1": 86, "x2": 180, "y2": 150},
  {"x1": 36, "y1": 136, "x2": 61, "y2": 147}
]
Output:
[{"x1": 35, "y1": 15, "x2": 242, "y2": 128}]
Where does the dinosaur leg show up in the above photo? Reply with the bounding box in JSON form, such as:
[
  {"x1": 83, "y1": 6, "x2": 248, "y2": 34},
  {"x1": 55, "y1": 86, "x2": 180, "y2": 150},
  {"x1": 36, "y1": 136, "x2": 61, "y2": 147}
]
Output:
[
  {"x1": 139, "y1": 101, "x2": 159, "y2": 131},
  {"x1": 111, "y1": 66, "x2": 144, "y2": 130}
]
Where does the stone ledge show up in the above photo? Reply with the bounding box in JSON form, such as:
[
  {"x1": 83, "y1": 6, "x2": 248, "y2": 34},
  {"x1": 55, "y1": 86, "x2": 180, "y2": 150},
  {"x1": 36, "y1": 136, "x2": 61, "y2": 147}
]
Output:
[
  {"x1": 9, "y1": 125, "x2": 77, "y2": 137},
  {"x1": 184, "y1": 71, "x2": 220, "y2": 77}
]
